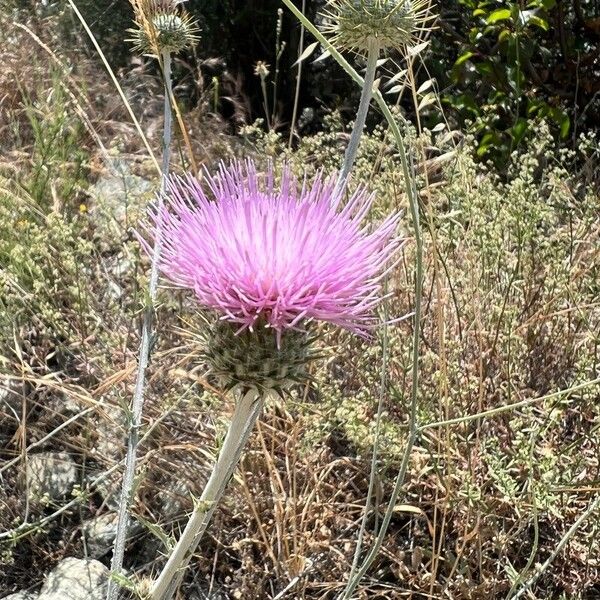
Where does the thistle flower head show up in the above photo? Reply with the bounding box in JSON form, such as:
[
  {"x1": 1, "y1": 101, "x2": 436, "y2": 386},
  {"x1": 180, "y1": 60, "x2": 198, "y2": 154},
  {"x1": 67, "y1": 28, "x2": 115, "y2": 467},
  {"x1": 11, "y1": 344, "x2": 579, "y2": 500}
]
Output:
[
  {"x1": 128, "y1": 0, "x2": 200, "y2": 56},
  {"x1": 321, "y1": 0, "x2": 433, "y2": 54},
  {"x1": 141, "y1": 161, "x2": 402, "y2": 391}
]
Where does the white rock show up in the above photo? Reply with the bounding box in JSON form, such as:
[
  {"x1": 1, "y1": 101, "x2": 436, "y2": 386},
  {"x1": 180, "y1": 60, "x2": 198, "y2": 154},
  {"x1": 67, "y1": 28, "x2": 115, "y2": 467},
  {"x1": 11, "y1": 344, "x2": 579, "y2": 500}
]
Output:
[
  {"x1": 82, "y1": 512, "x2": 119, "y2": 558},
  {"x1": 38, "y1": 557, "x2": 108, "y2": 600},
  {"x1": 25, "y1": 452, "x2": 78, "y2": 502},
  {"x1": 0, "y1": 379, "x2": 25, "y2": 416}
]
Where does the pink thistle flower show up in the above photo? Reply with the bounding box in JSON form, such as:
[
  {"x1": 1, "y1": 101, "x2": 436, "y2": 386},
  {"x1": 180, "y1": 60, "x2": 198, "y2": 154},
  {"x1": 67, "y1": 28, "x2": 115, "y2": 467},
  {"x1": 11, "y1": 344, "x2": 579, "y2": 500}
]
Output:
[{"x1": 142, "y1": 160, "x2": 403, "y2": 342}]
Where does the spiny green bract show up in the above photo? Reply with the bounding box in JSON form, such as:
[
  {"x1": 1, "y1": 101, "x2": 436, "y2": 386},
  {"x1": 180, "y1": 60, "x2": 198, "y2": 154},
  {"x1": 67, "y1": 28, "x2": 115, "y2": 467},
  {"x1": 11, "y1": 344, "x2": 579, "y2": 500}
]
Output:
[
  {"x1": 321, "y1": 0, "x2": 432, "y2": 54},
  {"x1": 201, "y1": 319, "x2": 320, "y2": 395},
  {"x1": 129, "y1": 11, "x2": 200, "y2": 55},
  {"x1": 128, "y1": 0, "x2": 199, "y2": 56}
]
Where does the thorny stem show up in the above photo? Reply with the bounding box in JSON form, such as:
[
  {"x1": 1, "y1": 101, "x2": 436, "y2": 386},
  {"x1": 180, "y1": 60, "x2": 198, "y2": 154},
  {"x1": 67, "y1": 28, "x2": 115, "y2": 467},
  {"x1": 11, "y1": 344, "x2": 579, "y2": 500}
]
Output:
[
  {"x1": 149, "y1": 389, "x2": 264, "y2": 600},
  {"x1": 106, "y1": 49, "x2": 173, "y2": 600},
  {"x1": 279, "y1": 4, "x2": 423, "y2": 598},
  {"x1": 335, "y1": 38, "x2": 379, "y2": 196}
]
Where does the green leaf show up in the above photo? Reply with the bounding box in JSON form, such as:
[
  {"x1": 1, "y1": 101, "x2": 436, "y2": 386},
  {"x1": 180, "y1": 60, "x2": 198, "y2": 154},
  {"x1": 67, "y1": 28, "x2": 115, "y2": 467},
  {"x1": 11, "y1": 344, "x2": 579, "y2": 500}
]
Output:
[
  {"x1": 498, "y1": 28, "x2": 512, "y2": 42},
  {"x1": 455, "y1": 51, "x2": 475, "y2": 67},
  {"x1": 475, "y1": 61, "x2": 494, "y2": 76},
  {"x1": 550, "y1": 108, "x2": 571, "y2": 138},
  {"x1": 527, "y1": 14, "x2": 549, "y2": 30},
  {"x1": 487, "y1": 8, "x2": 512, "y2": 23},
  {"x1": 510, "y1": 118, "x2": 528, "y2": 145},
  {"x1": 477, "y1": 132, "x2": 498, "y2": 156}
]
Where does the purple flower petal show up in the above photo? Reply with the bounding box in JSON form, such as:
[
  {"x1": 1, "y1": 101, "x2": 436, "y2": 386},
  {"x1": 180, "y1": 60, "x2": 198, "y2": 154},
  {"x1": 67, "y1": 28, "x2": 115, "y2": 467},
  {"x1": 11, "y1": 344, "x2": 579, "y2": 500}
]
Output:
[{"x1": 141, "y1": 160, "x2": 404, "y2": 336}]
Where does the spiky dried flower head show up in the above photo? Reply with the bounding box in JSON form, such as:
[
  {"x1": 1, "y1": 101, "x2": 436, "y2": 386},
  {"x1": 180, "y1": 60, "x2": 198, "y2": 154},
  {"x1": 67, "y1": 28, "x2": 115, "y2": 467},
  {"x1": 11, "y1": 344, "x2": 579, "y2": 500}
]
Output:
[
  {"x1": 254, "y1": 61, "x2": 271, "y2": 80},
  {"x1": 128, "y1": 0, "x2": 200, "y2": 56},
  {"x1": 140, "y1": 161, "x2": 403, "y2": 392},
  {"x1": 321, "y1": 0, "x2": 433, "y2": 54}
]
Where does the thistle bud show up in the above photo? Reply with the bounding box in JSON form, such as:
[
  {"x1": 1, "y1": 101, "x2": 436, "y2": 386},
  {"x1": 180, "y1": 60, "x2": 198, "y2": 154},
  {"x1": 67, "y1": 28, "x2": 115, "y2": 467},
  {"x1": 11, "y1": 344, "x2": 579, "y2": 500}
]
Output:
[
  {"x1": 321, "y1": 0, "x2": 433, "y2": 54},
  {"x1": 128, "y1": 0, "x2": 200, "y2": 56}
]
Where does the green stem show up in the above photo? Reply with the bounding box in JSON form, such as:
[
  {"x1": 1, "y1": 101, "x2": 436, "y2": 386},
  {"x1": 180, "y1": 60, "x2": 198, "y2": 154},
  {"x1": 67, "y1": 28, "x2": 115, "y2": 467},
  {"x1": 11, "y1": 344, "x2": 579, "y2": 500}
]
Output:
[
  {"x1": 278, "y1": 4, "x2": 423, "y2": 598},
  {"x1": 288, "y1": 0, "x2": 306, "y2": 147},
  {"x1": 347, "y1": 280, "x2": 390, "y2": 583},
  {"x1": 149, "y1": 389, "x2": 263, "y2": 600},
  {"x1": 419, "y1": 377, "x2": 600, "y2": 431},
  {"x1": 511, "y1": 493, "x2": 600, "y2": 599}
]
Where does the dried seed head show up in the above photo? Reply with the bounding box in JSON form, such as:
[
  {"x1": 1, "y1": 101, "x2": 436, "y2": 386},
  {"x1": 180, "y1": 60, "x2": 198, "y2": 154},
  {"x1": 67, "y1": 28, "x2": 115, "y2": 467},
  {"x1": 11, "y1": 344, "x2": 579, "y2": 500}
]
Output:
[
  {"x1": 254, "y1": 61, "x2": 271, "y2": 79},
  {"x1": 321, "y1": 0, "x2": 433, "y2": 54},
  {"x1": 201, "y1": 319, "x2": 319, "y2": 395},
  {"x1": 128, "y1": 0, "x2": 200, "y2": 56}
]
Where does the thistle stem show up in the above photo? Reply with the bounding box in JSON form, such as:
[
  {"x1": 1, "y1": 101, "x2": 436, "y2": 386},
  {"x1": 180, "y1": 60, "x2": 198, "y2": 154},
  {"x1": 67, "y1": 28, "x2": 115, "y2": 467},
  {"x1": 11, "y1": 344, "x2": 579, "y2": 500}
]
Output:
[
  {"x1": 106, "y1": 49, "x2": 173, "y2": 600},
  {"x1": 149, "y1": 389, "x2": 264, "y2": 600},
  {"x1": 334, "y1": 38, "x2": 379, "y2": 197},
  {"x1": 512, "y1": 493, "x2": 600, "y2": 599}
]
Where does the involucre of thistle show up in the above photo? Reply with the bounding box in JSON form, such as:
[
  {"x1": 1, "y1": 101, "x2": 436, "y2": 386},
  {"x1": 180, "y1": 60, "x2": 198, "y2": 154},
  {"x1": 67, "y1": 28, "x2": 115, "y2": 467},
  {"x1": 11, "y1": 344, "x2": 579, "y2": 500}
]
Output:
[
  {"x1": 201, "y1": 319, "x2": 320, "y2": 394},
  {"x1": 128, "y1": 0, "x2": 200, "y2": 55},
  {"x1": 321, "y1": 0, "x2": 433, "y2": 54},
  {"x1": 139, "y1": 160, "x2": 403, "y2": 392}
]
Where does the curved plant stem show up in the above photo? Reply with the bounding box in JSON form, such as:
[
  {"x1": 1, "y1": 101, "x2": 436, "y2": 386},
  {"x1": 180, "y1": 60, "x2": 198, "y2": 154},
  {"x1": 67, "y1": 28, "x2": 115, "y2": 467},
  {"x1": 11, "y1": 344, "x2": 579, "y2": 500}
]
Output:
[
  {"x1": 335, "y1": 38, "x2": 379, "y2": 196},
  {"x1": 346, "y1": 280, "x2": 389, "y2": 583},
  {"x1": 106, "y1": 49, "x2": 173, "y2": 600},
  {"x1": 340, "y1": 143, "x2": 420, "y2": 600},
  {"x1": 419, "y1": 377, "x2": 600, "y2": 431},
  {"x1": 279, "y1": 4, "x2": 423, "y2": 598},
  {"x1": 149, "y1": 388, "x2": 264, "y2": 600},
  {"x1": 511, "y1": 493, "x2": 600, "y2": 599},
  {"x1": 288, "y1": 0, "x2": 306, "y2": 148}
]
